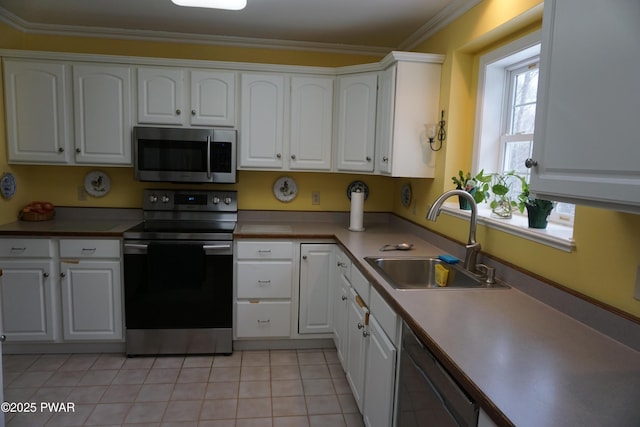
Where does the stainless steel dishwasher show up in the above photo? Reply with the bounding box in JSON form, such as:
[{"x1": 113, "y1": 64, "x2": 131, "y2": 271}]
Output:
[{"x1": 396, "y1": 321, "x2": 478, "y2": 427}]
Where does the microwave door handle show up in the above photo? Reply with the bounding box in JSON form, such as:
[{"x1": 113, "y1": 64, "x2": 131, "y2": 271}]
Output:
[{"x1": 206, "y1": 135, "x2": 212, "y2": 179}]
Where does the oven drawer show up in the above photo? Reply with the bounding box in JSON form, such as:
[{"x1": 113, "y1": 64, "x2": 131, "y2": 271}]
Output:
[
  {"x1": 0, "y1": 238, "x2": 53, "y2": 258},
  {"x1": 237, "y1": 261, "x2": 293, "y2": 298},
  {"x1": 236, "y1": 301, "x2": 291, "y2": 337},
  {"x1": 236, "y1": 241, "x2": 293, "y2": 260},
  {"x1": 60, "y1": 239, "x2": 121, "y2": 258}
]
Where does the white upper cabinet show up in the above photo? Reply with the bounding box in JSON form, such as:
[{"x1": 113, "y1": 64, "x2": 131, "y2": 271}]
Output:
[
  {"x1": 137, "y1": 67, "x2": 235, "y2": 127},
  {"x1": 3, "y1": 60, "x2": 73, "y2": 164},
  {"x1": 335, "y1": 72, "x2": 378, "y2": 172},
  {"x1": 239, "y1": 73, "x2": 286, "y2": 169},
  {"x1": 530, "y1": 0, "x2": 640, "y2": 213},
  {"x1": 289, "y1": 76, "x2": 334, "y2": 170},
  {"x1": 73, "y1": 64, "x2": 132, "y2": 165},
  {"x1": 376, "y1": 54, "x2": 442, "y2": 178}
]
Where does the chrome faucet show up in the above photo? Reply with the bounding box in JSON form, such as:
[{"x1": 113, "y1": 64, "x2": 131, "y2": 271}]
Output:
[{"x1": 426, "y1": 189, "x2": 481, "y2": 273}]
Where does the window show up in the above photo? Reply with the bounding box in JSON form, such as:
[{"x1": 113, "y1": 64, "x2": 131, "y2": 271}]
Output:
[{"x1": 474, "y1": 31, "x2": 575, "y2": 226}]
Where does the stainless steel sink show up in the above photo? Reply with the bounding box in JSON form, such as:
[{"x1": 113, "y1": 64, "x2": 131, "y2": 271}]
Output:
[{"x1": 364, "y1": 256, "x2": 509, "y2": 290}]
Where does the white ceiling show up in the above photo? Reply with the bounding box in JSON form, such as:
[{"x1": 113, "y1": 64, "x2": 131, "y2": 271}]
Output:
[{"x1": 0, "y1": 0, "x2": 481, "y2": 55}]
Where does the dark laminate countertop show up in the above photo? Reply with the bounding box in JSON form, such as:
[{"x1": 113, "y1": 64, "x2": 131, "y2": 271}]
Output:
[{"x1": 235, "y1": 220, "x2": 640, "y2": 427}]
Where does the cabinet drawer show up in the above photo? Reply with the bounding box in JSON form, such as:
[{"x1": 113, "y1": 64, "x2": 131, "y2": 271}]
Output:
[
  {"x1": 0, "y1": 239, "x2": 53, "y2": 258},
  {"x1": 237, "y1": 241, "x2": 293, "y2": 260},
  {"x1": 370, "y1": 286, "x2": 399, "y2": 345},
  {"x1": 236, "y1": 301, "x2": 291, "y2": 337},
  {"x1": 59, "y1": 239, "x2": 120, "y2": 258},
  {"x1": 237, "y1": 261, "x2": 292, "y2": 298},
  {"x1": 351, "y1": 266, "x2": 370, "y2": 306}
]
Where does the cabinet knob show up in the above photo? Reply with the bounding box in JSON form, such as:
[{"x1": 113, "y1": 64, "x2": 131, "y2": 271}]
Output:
[
  {"x1": 0, "y1": 335, "x2": 5, "y2": 342},
  {"x1": 75, "y1": 148, "x2": 81, "y2": 153},
  {"x1": 276, "y1": 153, "x2": 282, "y2": 159},
  {"x1": 366, "y1": 156, "x2": 372, "y2": 162},
  {"x1": 362, "y1": 330, "x2": 370, "y2": 338},
  {"x1": 357, "y1": 322, "x2": 364, "y2": 330},
  {"x1": 382, "y1": 156, "x2": 388, "y2": 162},
  {"x1": 341, "y1": 295, "x2": 347, "y2": 301},
  {"x1": 58, "y1": 147, "x2": 64, "y2": 153},
  {"x1": 43, "y1": 272, "x2": 49, "y2": 278},
  {"x1": 525, "y1": 158, "x2": 538, "y2": 168},
  {"x1": 291, "y1": 154, "x2": 296, "y2": 160},
  {"x1": 176, "y1": 109, "x2": 181, "y2": 115},
  {"x1": 60, "y1": 272, "x2": 66, "y2": 278},
  {"x1": 191, "y1": 109, "x2": 196, "y2": 116},
  {"x1": 302, "y1": 255, "x2": 307, "y2": 260}
]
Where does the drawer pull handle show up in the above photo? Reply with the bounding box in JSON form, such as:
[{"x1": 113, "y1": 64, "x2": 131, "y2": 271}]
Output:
[
  {"x1": 257, "y1": 319, "x2": 271, "y2": 324},
  {"x1": 81, "y1": 248, "x2": 96, "y2": 252},
  {"x1": 357, "y1": 322, "x2": 364, "y2": 330},
  {"x1": 257, "y1": 250, "x2": 272, "y2": 253},
  {"x1": 10, "y1": 247, "x2": 26, "y2": 252},
  {"x1": 362, "y1": 330, "x2": 370, "y2": 338},
  {"x1": 257, "y1": 280, "x2": 271, "y2": 286}
]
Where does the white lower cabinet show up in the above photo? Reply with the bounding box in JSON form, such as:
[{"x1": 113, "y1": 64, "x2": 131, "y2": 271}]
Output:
[
  {"x1": 236, "y1": 301, "x2": 291, "y2": 338},
  {"x1": 0, "y1": 259, "x2": 56, "y2": 342},
  {"x1": 346, "y1": 286, "x2": 369, "y2": 412},
  {"x1": 0, "y1": 237, "x2": 124, "y2": 344},
  {"x1": 235, "y1": 241, "x2": 294, "y2": 339},
  {"x1": 363, "y1": 315, "x2": 397, "y2": 427},
  {"x1": 333, "y1": 247, "x2": 352, "y2": 367},
  {"x1": 298, "y1": 244, "x2": 334, "y2": 334},
  {"x1": 60, "y1": 260, "x2": 122, "y2": 340}
]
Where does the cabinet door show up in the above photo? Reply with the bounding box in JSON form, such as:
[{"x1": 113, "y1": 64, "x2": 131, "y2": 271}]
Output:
[
  {"x1": 137, "y1": 67, "x2": 185, "y2": 125},
  {"x1": 333, "y1": 269, "x2": 350, "y2": 369},
  {"x1": 239, "y1": 73, "x2": 285, "y2": 169},
  {"x1": 0, "y1": 260, "x2": 55, "y2": 341},
  {"x1": 60, "y1": 260, "x2": 122, "y2": 341},
  {"x1": 3, "y1": 60, "x2": 72, "y2": 164},
  {"x1": 376, "y1": 66, "x2": 395, "y2": 175},
  {"x1": 190, "y1": 70, "x2": 236, "y2": 126},
  {"x1": 530, "y1": 0, "x2": 640, "y2": 212},
  {"x1": 299, "y1": 244, "x2": 334, "y2": 334},
  {"x1": 346, "y1": 287, "x2": 368, "y2": 412},
  {"x1": 289, "y1": 76, "x2": 333, "y2": 170},
  {"x1": 335, "y1": 72, "x2": 377, "y2": 172},
  {"x1": 73, "y1": 64, "x2": 132, "y2": 165},
  {"x1": 363, "y1": 315, "x2": 397, "y2": 427}
]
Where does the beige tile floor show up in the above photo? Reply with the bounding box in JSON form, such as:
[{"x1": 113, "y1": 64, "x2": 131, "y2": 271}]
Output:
[{"x1": 3, "y1": 348, "x2": 365, "y2": 427}]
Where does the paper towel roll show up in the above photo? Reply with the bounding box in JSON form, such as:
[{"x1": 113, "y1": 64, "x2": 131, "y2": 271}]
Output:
[{"x1": 349, "y1": 190, "x2": 365, "y2": 231}]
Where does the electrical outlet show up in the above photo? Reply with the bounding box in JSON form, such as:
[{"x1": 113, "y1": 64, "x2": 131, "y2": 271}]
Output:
[
  {"x1": 77, "y1": 186, "x2": 87, "y2": 201},
  {"x1": 634, "y1": 265, "x2": 640, "y2": 301},
  {"x1": 312, "y1": 191, "x2": 320, "y2": 205}
]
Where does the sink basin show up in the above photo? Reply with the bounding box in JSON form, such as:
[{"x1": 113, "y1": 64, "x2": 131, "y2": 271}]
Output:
[{"x1": 364, "y1": 256, "x2": 509, "y2": 290}]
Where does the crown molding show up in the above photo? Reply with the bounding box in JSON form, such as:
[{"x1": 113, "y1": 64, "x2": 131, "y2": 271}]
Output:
[{"x1": 0, "y1": 1, "x2": 480, "y2": 57}]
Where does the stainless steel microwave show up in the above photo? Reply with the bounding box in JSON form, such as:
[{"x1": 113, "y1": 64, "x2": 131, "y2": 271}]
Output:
[{"x1": 133, "y1": 126, "x2": 237, "y2": 184}]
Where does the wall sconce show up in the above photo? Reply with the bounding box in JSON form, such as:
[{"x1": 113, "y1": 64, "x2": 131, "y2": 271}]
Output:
[{"x1": 427, "y1": 110, "x2": 446, "y2": 151}]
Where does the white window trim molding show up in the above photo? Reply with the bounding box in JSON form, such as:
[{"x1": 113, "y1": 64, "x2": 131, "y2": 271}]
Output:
[{"x1": 440, "y1": 202, "x2": 575, "y2": 252}]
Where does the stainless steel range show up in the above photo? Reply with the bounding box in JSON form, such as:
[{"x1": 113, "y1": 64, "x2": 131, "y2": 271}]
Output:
[{"x1": 123, "y1": 188, "x2": 237, "y2": 356}]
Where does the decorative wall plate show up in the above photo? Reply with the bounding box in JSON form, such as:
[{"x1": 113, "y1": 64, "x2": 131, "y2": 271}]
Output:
[
  {"x1": 347, "y1": 180, "x2": 369, "y2": 200},
  {"x1": 84, "y1": 170, "x2": 111, "y2": 197},
  {"x1": 273, "y1": 176, "x2": 298, "y2": 202},
  {"x1": 0, "y1": 172, "x2": 16, "y2": 199},
  {"x1": 401, "y1": 183, "x2": 412, "y2": 208}
]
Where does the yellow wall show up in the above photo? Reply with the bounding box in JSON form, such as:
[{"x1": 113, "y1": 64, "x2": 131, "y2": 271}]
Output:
[
  {"x1": 393, "y1": 0, "x2": 640, "y2": 319},
  {"x1": 1, "y1": 2, "x2": 640, "y2": 320}
]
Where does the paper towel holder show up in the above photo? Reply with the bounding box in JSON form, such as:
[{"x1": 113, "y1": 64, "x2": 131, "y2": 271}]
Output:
[{"x1": 347, "y1": 181, "x2": 369, "y2": 200}]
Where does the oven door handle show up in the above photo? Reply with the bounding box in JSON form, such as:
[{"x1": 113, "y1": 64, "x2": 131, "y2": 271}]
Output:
[
  {"x1": 206, "y1": 135, "x2": 212, "y2": 179},
  {"x1": 125, "y1": 243, "x2": 148, "y2": 249},
  {"x1": 203, "y1": 244, "x2": 231, "y2": 250}
]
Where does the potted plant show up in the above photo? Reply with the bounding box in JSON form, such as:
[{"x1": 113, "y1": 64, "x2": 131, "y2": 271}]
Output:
[
  {"x1": 516, "y1": 178, "x2": 555, "y2": 229},
  {"x1": 487, "y1": 172, "x2": 519, "y2": 219},
  {"x1": 451, "y1": 170, "x2": 490, "y2": 210}
]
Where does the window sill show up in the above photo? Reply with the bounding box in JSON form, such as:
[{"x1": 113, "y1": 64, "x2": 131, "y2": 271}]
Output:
[{"x1": 440, "y1": 202, "x2": 576, "y2": 252}]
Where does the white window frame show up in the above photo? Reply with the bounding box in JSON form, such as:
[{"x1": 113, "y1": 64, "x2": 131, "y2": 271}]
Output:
[{"x1": 458, "y1": 30, "x2": 576, "y2": 252}]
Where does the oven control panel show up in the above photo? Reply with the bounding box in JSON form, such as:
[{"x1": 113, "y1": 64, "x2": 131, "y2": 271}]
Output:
[{"x1": 143, "y1": 189, "x2": 237, "y2": 212}]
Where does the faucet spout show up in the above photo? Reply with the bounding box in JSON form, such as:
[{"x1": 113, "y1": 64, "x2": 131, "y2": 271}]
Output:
[{"x1": 426, "y1": 189, "x2": 480, "y2": 271}]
